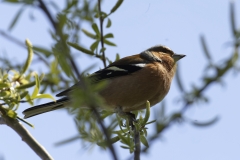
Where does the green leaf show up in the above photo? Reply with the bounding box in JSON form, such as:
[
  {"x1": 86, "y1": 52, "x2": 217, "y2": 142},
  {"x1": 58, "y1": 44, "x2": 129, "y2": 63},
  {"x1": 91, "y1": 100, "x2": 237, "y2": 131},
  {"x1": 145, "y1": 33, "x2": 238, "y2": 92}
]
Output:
[
  {"x1": 175, "y1": 64, "x2": 185, "y2": 92},
  {"x1": 22, "y1": 0, "x2": 34, "y2": 4},
  {"x1": 16, "y1": 81, "x2": 35, "y2": 89},
  {"x1": 110, "y1": 0, "x2": 123, "y2": 14},
  {"x1": 97, "y1": 136, "x2": 120, "y2": 147},
  {"x1": 33, "y1": 93, "x2": 55, "y2": 101},
  {"x1": 90, "y1": 41, "x2": 99, "y2": 51},
  {"x1": 200, "y1": 36, "x2": 212, "y2": 61},
  {"x1": 17, "y1": 116, "x2": 34, "y2": 128},
  {"x1": 106, "y1": 18, "x2": 112, "y2": 28},
  {"x1": 120, "y1": 145, "x2": 130, "y2": 149},
  {"x1": 0, "y1": 91, "x2": 11, "y2": 97},
  {"x1": 67, "y1": 42, "x2": 94, "y2": 55},
  {"x1": 191, "y1": 116, "x2": 219, "y2": 127},
  {"x1": 22, "y1": 39, "x2": 33, "y2": 74},
  {"x1": 31, "y1": 73, "x2": 39, "y2": 98},
  {"x1": 7, "y1": 110, "x2": 17, "y2": 119},
  {"x1": 33, "y1": 46, "x2": 52, "y2": 57},
  {"x1": 117, "y1": 133, "x2": 129, "y2": 145},
  {"x1": 110, "y1": 136, "x2": 120, "y2": 144},
  {"x1": 0, "y1": 82, "x2": 10, "y2": 88},
  {"x1": 55, "y1": 135, "x2": 80, "y2": 146},
  {"x1": 4, "y1": 0, "x2": 19, "y2": 3},
  {"x1": 146, "y1": 120, "x2": 156, "y2": 125},
  {"x1": 104, "y1": 39, "x2": 116, "y2": 46},
  {"x1": 142, "y1": 101, "x2": 150, "y2": 125},
  {"x1": 104, "y1": 33, "x2": 114, "y2": 39},
  {"x1": 100, "y1": 47, "x2": 106, "y2": 53},
  {"x1": 64, "y1": 0, "x2": 78, "y2": 11},
  {"x1": 115, "y1": 53, "x2": 120, "y2": 61},
  {"x1": 92, "y1": 23, "x2": 100, "y2": 36},
  {"x1": 140, "y1": 135, "x2": 149, "y2": 147},
  {"x1": 230, "y1": 2, "x2": 237, "y2": 36},
  {"x1": 82, "y1": 29, "x2": 96, "y2": 39},
  {"x1": 20, "y1": 91, "x2": 28, "y2": 99},
  {"x1": 8, "y1": 6, "x2": 24, "y2": 31}
]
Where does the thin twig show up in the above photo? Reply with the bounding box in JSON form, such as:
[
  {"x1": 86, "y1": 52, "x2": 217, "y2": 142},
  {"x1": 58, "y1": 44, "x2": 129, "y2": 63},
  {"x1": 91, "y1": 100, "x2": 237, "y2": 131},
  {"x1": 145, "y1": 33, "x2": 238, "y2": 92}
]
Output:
[
  {"x1": 134, "y1": 129, "x2": 140, "y2": 160},
  {"x1": 37, "y1": 1, "x2": 118, "y2": 159},
  {"x1": 92, "y1": 107, "x2": 118, "y2": 160},
  {"x1": 98, "y1": 0, "x2": 107, "y2": 67},
  {"x1": 130, "y1": 118, "x2": 140, "y2": 160},
  {"x1": 0, "y1": 107, "x2": 53, "y2": 159},
  {"x1": 38, "y1": 0, "x2": 57, "y2": 30},
  {"x1": 0, "y1": 117, "x2": 5, "y2": 124}
]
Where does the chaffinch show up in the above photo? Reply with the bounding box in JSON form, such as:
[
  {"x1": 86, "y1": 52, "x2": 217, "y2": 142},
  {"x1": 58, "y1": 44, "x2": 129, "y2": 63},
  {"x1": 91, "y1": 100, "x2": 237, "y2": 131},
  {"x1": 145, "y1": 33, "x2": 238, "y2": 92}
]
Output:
[{"x1": 23, "y1": 45, "x2": 185, "y2": 118}]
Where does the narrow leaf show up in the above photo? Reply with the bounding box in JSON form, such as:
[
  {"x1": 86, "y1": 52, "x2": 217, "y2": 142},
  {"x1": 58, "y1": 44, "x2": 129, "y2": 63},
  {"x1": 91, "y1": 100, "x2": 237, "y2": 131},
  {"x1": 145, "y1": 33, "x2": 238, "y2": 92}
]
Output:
[
  {"x1": 106, "y1": 18, "x2": 112, "y2": 28},
  {"x1": 115, "y1": 53, "x2": 120, "y2": 61},
  {"x1": 4, "y1": 0, "x2": 19, "y2": 3},
  {"x1": 33, "y1": 94, "x2": 55, "y2": 101},
  {"x1": 104, "y1": 33, "x2": 114, "y2": 39},
  {"x1": 110, "y1": 0, "x2": 123, "y2": 14},
  {"x1": 31, "y1": 73, "x2": 39, "y2": 98},
  {"x1": 92, "y1": 23, "x2": 100, "y2": 36},
  {"x1": 17, "y1": 116, "x2": 34, "y2": 128},
  {"x1": 140, "y1": 135, "x2": 149, "y2": 147},
  {"x1": 191, "y1": 116, "x2": 219, "y2": 127},
  {"x1": 142, "y1": 101, "x2": 150, "y2": 125},
  {"x1": 82, "y1": 29, "x2": 96, "y2": 39},
  {"x1": 90, "y1": 41, "x2": 99, "y2": 51},
  {"x1": 55, "y1": 135, "x2": 80, "y2": 146},
  {"x1": 33, "y1": 46, "x2": 52, "y2": 57},
  {"x1": 200, "y1": 36, "x2": 212, "y2": 61},
  {"x1": 67, "y1": 42, "x2": 94, "y2": 55},
  {"x1": 104, "y1": 39, "x2": 116, "y2": 46},
  {"x1": 22, "y1": 39, "x2": 33, "y2": 74},
  {"x1": 20, "y1": 91, "x2": 28, "y2": 99},
  {"x1": 175, "y1": 64, "x2": 185, "y2": 92},
  {"x1": 8, "y1": 6, "x2": 24, "y2": 31},
  {"x1": 0, "y1": 82, "x2": 10, "y2": 88},
  {"x1": 16, "y1": 81, "x2": 35, "y2": 89},
  {"x1": 230, "y1": 2, "x2": 237, "y2": 36}
]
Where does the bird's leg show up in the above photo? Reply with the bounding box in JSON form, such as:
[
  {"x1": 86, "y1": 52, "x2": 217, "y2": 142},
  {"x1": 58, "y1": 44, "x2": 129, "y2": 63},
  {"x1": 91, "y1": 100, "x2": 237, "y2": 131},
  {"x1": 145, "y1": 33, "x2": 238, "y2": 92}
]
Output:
[{"x1": 115, "y1": 106, "x2": 137, "y2": 130}]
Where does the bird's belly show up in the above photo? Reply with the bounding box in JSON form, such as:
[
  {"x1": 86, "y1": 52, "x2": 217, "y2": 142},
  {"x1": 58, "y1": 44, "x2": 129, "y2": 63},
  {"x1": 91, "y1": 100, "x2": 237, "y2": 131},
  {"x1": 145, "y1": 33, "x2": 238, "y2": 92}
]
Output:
[{"x1": 99, "y1": 67, "x2": 171, "y2": 112}]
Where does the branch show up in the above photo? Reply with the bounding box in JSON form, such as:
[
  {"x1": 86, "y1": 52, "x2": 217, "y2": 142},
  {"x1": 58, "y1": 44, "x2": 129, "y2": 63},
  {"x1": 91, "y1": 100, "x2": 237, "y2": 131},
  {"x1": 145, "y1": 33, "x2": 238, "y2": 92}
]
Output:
[
  {"x1": 37, "y1": 1, "x2": 117, "y2": 159},
  {"x1": 98, "y1": 0, "x2": 107, "y2": 67},
  {"x1": 38, "y1": 0, "x2": 57, "y2": 30},
  {"x1": 127, "y1": 114, "x2": 140, "y2": 160},
  {"x1": 0, "y1": 117, "x2": 5, "y2": 124},
  {"x1": 92, "y1": 106, "x2": 118, "y2": 160},
  {"x1": 0, "y1": 107, "x2": 53, "y2": 160},
  {"x1": 134, "y1": 129, "x2": 140, "y2": 160}
]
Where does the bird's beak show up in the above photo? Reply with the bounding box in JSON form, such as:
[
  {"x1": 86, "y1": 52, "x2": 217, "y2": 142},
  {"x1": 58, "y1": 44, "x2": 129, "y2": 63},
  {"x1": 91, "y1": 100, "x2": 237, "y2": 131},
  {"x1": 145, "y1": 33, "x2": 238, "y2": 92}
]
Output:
[{"x1": 173, "y1": 54, "x2": 186, "y2": 62}]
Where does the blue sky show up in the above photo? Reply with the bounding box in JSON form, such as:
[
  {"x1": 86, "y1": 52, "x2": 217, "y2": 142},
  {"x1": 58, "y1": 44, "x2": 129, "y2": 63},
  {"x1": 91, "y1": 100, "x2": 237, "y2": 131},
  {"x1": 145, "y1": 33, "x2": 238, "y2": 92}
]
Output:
[{"x1": 1, "y1": 0, "x2": 240, "y2": 160}]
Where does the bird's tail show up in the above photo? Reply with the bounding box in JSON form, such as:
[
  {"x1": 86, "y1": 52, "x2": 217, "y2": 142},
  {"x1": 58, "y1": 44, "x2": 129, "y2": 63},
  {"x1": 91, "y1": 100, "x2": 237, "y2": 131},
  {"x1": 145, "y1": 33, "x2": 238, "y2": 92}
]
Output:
[{"x1": 23, "y1": 97, "x2": 70, "y2": 119}]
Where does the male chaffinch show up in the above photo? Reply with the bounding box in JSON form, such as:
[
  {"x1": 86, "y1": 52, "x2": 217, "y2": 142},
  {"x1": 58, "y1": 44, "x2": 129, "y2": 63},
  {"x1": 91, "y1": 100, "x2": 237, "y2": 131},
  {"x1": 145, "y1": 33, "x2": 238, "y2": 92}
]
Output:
[{"x1": 23, "y1": 45, "x2": 185, "y2": 118}]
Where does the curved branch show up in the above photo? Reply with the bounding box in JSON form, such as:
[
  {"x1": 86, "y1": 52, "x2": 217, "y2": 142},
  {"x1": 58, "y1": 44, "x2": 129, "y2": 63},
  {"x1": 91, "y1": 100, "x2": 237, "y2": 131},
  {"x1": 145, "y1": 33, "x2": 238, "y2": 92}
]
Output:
[
  {"x1": 38, "y1": 0, "x2": 57, "y2": 30},
  {"x1": 0, "y1": 107, "x2": 53, "y2": 160}
]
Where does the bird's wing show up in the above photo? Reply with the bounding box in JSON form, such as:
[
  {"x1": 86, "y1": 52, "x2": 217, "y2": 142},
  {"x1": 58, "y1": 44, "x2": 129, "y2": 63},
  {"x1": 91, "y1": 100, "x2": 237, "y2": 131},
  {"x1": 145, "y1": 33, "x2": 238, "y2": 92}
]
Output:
[{"x1": 56, "y1": 54, "x2": 148, "y2": 97}]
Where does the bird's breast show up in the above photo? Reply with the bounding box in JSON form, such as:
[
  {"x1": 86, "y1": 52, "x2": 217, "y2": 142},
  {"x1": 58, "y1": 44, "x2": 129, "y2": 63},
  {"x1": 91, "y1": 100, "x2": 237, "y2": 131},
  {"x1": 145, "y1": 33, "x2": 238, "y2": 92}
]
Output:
[{"x1": 99, "y1": 63, "x2": 173, "y2": 112}]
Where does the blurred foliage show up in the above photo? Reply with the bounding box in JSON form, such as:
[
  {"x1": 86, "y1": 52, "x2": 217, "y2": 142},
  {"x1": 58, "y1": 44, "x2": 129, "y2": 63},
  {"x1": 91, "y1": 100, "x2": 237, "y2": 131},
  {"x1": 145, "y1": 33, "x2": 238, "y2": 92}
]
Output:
[
  {"x1": 0, "y1": 0, "x2": 240, "y2": 160},
  {"x1": 0, "y1": 39, "x2": 55, "y2": 127}
]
